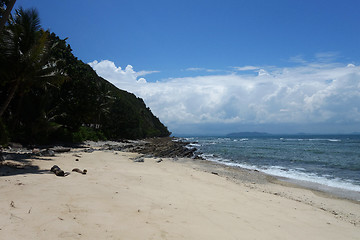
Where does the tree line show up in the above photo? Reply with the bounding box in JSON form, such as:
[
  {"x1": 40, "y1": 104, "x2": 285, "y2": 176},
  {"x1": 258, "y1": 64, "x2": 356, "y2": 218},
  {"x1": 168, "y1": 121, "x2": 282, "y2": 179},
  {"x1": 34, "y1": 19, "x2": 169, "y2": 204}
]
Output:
[{"x1": 0, "y1": 2, "x2": 170, "y2": 144}]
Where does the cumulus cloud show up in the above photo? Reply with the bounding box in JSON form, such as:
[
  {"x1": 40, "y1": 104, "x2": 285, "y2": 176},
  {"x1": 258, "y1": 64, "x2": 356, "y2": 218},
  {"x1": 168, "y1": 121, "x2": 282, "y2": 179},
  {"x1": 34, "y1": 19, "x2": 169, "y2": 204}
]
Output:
[
  {"x1": 88, "y1": 60, "x2": 159, "y2": 85},
  {"x1": 257, "y1": 69, "x2": 269, "y2": 76},
  {"x1": 89, "y1": 60, "x2": 360, "y2": 134},
  {"x1": 233, "y1": 66, "x2": 270, "y2": 76}
]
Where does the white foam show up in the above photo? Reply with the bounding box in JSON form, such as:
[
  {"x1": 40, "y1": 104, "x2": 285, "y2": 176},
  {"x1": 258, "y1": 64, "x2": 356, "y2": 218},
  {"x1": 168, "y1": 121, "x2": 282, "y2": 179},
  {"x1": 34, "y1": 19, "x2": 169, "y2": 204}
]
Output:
[
  {"x1": 308, "y1": 138, "x2": 341, "y2": 142},
  {"x1": 201, "y1": 154, "x2": 360, "y2": 192},
  {"x1": 279, "y1": 138, "x2": 341, "y2": 142},
  {"x1": 189, "y1": 143, "x2": 201, "y2": 147},
  {"x1": 261, "y1": 166, "x2": 360, "y2": 192}
]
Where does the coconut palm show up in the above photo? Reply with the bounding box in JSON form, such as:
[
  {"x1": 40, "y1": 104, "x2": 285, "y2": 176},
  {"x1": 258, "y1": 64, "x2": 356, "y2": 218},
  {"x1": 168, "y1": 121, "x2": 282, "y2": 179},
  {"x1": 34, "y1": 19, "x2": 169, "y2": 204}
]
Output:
[
  {"x1": 0, "y1": 7, "x2": 65, "y2": 118},
  {"x1": 0, "y1": 0, "x2": 17, "y2": 34}
]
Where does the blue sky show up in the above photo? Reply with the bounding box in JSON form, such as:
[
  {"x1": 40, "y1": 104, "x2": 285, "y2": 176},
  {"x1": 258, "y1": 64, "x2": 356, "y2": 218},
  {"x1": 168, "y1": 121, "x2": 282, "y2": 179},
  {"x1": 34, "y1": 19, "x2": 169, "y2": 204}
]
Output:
[{"x1": 14, "y1": 0, "x2": 360, "y2": 135}]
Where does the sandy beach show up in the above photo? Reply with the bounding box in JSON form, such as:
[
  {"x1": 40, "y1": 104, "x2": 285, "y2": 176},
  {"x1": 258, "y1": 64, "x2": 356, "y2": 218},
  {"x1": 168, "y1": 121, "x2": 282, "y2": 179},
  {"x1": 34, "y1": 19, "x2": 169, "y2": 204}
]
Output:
[{"x1": 0, "y1": 145, "x2": 359, "y2": 240}]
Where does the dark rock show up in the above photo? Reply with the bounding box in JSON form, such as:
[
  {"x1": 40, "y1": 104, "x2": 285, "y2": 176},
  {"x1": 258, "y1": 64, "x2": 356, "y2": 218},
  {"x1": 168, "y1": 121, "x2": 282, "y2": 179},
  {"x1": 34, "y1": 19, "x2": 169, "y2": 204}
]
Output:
[
  {"x1": 129, "y1": 137, "x2": 200, "y2": 159},
  {"x1": 50, "y1": 146, "x2": 71, "y2": 153},
  {"x1": 40, "y1": 149, "x2": 55, "y2": 157},
  {"x1": 84, "y1": 148, "x2": 94, "y2": 153},
  {"x1": 50, "y1": 165, "x2": 65, "y2": 176},
  {"x1": 9, "y1": 142, "x2": 23, "y2": 149},
  {"x1": 193, "y1": 154, "x2": 204, "y2": 160},
  {"x1": 133, "y1": 157, "x2": 144, "y2": 163},
  {"x1": 32, "y1": 148, "x2": 41, "y2": 155}
]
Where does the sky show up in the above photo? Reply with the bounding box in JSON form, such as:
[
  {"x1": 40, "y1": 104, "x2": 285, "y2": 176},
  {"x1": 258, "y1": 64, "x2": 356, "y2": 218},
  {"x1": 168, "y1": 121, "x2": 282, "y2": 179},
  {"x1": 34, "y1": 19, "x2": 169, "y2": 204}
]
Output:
[{"x1": 14, "y1": 0, "x2": 360, "y2": 135}]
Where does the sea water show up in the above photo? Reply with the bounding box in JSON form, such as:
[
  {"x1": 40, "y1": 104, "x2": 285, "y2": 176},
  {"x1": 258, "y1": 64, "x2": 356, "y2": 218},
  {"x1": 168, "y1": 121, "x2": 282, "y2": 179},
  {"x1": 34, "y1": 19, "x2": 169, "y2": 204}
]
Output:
[{"x1": 184, "y1": 135, "x2": 360, "y2": 200}]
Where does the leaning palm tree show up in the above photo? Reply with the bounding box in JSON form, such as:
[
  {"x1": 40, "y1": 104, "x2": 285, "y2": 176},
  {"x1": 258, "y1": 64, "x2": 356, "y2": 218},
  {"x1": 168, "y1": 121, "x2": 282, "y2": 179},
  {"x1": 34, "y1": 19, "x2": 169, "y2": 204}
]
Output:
[{"x1": 0, "y1": 7, "x2": 64, "y2": 118}]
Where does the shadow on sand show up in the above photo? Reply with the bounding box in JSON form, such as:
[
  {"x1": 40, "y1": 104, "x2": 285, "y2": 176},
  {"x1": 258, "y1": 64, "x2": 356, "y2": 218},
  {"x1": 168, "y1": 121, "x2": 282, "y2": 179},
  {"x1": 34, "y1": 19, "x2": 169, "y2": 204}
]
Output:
[{"x1": 0, "y1": 152, "x2": 54, "y2": 177}]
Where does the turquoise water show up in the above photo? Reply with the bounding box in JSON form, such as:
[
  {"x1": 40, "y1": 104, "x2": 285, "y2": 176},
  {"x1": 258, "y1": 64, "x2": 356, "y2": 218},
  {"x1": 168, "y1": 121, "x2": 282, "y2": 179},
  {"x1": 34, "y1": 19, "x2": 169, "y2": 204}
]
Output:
[{"x1": 185, "y1": 135, "x2": 360, "y2": 196}]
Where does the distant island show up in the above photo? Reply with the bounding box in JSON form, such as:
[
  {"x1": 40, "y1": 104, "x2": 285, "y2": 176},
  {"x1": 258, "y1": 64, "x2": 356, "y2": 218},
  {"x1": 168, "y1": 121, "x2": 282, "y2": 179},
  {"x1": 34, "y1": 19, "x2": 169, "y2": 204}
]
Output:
[{"x1": 226, "y1": 132, "x2": 271, "y2": 137}]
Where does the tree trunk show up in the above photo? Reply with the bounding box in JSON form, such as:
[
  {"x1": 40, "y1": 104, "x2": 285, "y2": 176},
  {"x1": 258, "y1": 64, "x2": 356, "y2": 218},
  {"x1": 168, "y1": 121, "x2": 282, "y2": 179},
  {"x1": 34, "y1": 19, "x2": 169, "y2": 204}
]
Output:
[
  {"x1": 0, "y1": 0, "x2": 17, "y2": 34},
  {"x1": 0, "y1": 79, "x2": 20, "y2": 118}
]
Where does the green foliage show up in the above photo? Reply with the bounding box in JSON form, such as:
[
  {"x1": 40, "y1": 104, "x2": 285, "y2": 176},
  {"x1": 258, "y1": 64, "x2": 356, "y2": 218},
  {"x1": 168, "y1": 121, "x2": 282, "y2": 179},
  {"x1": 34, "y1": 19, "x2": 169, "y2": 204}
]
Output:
[
  {"x1": 72, "y1": 126, "x2": 106, "y2": 143},
  {"x1": 0, "y1": 7, "x2": 67, "y2": 118},
  {"x1": 0, "y1": 0, "x2": 8, "y2": 17},
  {"x1": 0, "y1": 118, "x2": 9, "y2": 145},
  {"x1": 0, "y1": 6, "x2": 170, "y2": 144}
]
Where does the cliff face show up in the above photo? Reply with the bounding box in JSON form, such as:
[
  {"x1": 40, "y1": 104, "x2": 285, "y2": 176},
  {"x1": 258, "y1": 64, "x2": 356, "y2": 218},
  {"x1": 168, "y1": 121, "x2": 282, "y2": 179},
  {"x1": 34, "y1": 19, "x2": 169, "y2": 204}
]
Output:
[{"x1": 0, "y1": 33, "x2": 170, "y2": 144}]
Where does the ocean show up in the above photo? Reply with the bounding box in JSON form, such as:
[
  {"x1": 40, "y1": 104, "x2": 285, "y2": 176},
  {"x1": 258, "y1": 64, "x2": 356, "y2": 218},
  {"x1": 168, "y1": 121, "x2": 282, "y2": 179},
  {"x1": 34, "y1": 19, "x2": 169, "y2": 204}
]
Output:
[{"x1": 184, "y1": 135, "x2": 360, "y2": 201}]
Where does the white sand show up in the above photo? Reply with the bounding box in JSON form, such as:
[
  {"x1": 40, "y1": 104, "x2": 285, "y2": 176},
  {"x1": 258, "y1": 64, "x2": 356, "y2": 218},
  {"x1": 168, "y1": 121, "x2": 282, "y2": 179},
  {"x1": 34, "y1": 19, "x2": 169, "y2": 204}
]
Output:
[{"x1": 0, "y1": 150, "x2": 359, "y2": 239}]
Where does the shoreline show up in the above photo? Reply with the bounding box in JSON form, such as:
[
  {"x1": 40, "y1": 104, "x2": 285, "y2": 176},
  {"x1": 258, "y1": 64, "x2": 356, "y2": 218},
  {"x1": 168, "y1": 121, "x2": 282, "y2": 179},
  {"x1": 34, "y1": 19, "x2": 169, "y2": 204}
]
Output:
[
  {"x1": 1, "y1": 139, "x2": 359, "y2": 239},
  {"x1": 180, "y1": 137, "x2": 360, "y2": 202},
  {"x1": 199, "y1": 157, "x2": 360, "y2": 202},
  {"x1": 276, "y1": 176, "x2": 360, "y2": 203},
  {"x1": 2, "y1": 137, "x2": 360, "y2": 202},
  {"x1": 173, "y1": 156, "x2": 360, "y2": 222}
]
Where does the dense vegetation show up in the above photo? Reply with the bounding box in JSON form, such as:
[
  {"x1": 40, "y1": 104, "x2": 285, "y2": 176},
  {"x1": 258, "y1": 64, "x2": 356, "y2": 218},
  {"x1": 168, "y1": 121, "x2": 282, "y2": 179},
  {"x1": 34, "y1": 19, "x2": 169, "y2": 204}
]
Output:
[{"x1": 0, "y1": 4, "x2": 170, "y2": 144}]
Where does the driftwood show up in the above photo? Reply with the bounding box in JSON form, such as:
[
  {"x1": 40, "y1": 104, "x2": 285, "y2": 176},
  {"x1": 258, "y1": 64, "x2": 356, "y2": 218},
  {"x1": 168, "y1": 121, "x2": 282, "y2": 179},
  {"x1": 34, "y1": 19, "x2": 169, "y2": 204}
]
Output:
[
  {"x1": 50, "y1": 165, "x2": 65, "y2": 176},
  {"x1": 72, "y1": 168, "x2": 87, "y2": 174}
]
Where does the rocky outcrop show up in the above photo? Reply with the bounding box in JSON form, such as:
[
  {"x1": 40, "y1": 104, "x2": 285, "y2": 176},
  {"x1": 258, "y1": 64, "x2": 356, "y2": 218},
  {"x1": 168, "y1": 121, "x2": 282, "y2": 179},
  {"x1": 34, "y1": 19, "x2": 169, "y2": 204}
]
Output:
[
  {"x1": 92, "y1": 137, "x2": 201, "y2": 159},
  {"x1": 126, "y1": 137, "x2": 199, "y2": 158}
]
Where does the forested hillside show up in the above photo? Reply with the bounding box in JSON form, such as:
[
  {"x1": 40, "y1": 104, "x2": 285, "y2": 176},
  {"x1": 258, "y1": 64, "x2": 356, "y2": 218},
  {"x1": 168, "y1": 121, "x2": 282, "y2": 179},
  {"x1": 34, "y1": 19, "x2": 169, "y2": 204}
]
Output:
[{"x1": 0, "y1": 5, "x2": 170, "y2": 144}]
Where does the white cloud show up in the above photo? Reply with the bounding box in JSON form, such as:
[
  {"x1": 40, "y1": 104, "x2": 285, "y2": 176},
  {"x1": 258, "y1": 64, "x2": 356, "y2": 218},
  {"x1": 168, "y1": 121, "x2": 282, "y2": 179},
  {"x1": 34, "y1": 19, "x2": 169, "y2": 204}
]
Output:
[
  {"x1": 88, "y1": 60, "x2": 157, "y2": 85},
  {"x1": 89, "y1": 60, "x2": 360, "y2": 134},
  {"x1": 257, "y1": 69, "x2": 269, "y2": 76},
  {"x1": 315, "y1": 52, "x2": 339, "y2": 62},
  {"x1": 233, "y1": 66, "x2": 260, "y2": 71},
  {"x1": 137, "y1": 78, "x2": 147, "y2": 83},
  {"x1": 186, "y1": 67, "x2": 220, "y2": 72},
  {"x1": 186, "y1": 67, "x2": 204, "y2": 71},
  {"x1": 289, "y1": 55, "x2": 307, "y2": 64},
  {"x1": 137, "y1": 70, "x2": 160, "y2": 76}
]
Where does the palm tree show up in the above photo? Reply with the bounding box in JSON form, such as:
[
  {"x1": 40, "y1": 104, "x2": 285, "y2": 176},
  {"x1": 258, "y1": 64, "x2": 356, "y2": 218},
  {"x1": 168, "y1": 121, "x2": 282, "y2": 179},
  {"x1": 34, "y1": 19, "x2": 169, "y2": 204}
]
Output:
[
  {"x1": 0, "y1": 7, "x2": 64, "y2": 118},
  {"x1": 0, "y1": 0, "x2": 17, "y2": 34}
]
